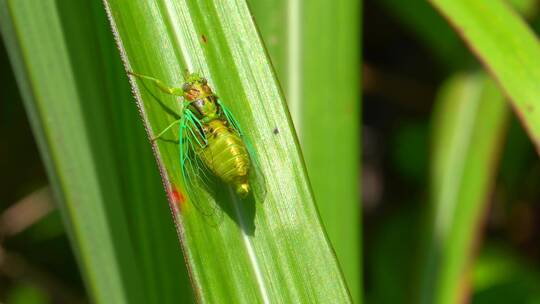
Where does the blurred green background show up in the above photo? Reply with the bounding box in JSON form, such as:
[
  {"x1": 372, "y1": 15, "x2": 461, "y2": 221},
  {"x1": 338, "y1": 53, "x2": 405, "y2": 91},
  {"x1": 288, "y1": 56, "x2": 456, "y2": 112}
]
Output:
[
  {"x1": 0, "y1": 41, "x2": 85, "y2": 302},
  {"x1": 2, "y1": 0, "x2": 540, "y2": 303}
]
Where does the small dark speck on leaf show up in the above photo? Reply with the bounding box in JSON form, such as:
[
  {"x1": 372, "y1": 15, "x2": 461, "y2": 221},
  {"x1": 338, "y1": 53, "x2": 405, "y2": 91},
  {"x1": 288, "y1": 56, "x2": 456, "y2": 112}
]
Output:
[
  {"x1": 201, "y1": 34, "x2": 208, "y2": 43},
  {"x1": 273, "y1": 127, "x2": 279, "y2": 135}
]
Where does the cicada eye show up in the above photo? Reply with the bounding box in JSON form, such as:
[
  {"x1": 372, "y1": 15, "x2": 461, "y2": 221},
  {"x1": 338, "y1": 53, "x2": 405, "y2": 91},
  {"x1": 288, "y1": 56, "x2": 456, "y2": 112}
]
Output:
[{"x1": 182, "y1": 83, "x2": 191, "y2": 91}]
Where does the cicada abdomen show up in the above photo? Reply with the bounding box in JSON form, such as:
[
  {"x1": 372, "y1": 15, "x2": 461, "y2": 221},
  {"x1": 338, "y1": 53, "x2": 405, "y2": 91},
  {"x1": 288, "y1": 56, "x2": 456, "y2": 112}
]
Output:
[{"x1": 197, "y1": 119, "x2": 251, "y2": 196}]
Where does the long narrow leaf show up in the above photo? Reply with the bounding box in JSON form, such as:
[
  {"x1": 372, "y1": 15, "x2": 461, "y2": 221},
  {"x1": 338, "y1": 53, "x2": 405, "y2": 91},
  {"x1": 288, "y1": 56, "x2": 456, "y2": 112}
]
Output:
[
  {"x1": 250, "y1": 1, "x2": 362, "y2": 301},
  {"x1": 300, "y1": 2, "x2": 362, "y2": 301},
  {"x1": 380, "y1": 0, "x2": 536, "y2": 71},
  {"x1": 0, "y1": 2, "x2": 132, "y2": 302},
  {"x1": 430, "y1": 0, "x2": 540, "y2": 154},
  {"x1": 104, "y1": 0, "x2": 351, "y2": 302},
  {"x1": 418, "y1": 73, "x2": 509, "y2": 304}
]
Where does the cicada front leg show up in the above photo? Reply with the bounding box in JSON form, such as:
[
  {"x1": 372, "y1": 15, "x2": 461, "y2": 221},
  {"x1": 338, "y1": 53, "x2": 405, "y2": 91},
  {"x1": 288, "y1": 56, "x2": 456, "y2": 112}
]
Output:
[{"x1": 128, "y1": 71, "x2": 184, "y2": 96}]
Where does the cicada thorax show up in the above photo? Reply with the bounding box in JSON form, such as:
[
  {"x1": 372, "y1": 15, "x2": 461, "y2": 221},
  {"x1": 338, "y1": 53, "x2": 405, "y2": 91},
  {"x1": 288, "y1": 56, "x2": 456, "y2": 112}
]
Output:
[{"x1": 188, "y1": 95, "x2": 252, "y2": 197}]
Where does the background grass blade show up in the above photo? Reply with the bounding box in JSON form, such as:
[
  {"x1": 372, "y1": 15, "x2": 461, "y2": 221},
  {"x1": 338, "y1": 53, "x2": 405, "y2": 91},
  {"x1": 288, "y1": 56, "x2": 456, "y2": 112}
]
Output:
[
  {"x1": 419, "y1": 73, "x2": 509, "y2": 304},
  {"x1": 380, "y1": 0, "x2": 536, "y2": 71},
  {"x1": 104, "y1": 0, "x2": 351, "y2": 302},
  {"x1": 250, "y1": 1, "x2": 362, "y2": 301},
  {"x1": 0, "y1": 0, "x2": 192, "y2": 303},
  {"x1": 300, "y1": 2, "x2": 362, "y2": 301},
  {"x1": 430, "y1": 0, "x2": 540, "y2": 154}
]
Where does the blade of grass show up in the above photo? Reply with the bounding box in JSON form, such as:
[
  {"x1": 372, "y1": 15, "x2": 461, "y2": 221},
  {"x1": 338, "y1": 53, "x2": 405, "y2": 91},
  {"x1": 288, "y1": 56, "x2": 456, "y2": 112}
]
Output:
[
  {"x1": 418, "y1": 73, "x2": 509, "y2": 304},
  {"x1": 247, "y1": 1, "x2": 288, "y2": 95},
  {"x1": 250, "y1": 1, "x2": 362, "y2": 301},
  {"x1": 380, "y1": 0, "x2": 535, "y2": 71},
  {"x1": 0, "y1": 0, "x2": 192, "y2": 303},
  {"x1": 301, "y1": 2, "x2": 362, "y2": 301},
  {"x1": 429, "y1": 0, "x2": 540, "y2": 155},
  {"x1": 103, "y1": 0, "x2": 352, "y2": 302}
]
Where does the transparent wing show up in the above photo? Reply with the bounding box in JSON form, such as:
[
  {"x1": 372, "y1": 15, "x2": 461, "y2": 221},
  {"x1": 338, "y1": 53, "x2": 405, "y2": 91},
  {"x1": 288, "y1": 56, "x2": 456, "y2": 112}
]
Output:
[
  {"x1": 179, "y1": 109, "x2": 223, "y2": 222},
  {"x1": 218, "y1": 100, "x2": 267, "y2": 203}
]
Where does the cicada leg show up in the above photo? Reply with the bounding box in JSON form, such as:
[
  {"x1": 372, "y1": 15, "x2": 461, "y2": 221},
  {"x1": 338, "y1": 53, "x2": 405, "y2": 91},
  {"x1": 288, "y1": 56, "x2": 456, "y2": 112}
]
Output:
[
  {"x1": 151, "y1": 119, "x2": 182, "y2": 142},
  {"x1": 128, "y1": 71, "x2": 184, "y2": 96}
]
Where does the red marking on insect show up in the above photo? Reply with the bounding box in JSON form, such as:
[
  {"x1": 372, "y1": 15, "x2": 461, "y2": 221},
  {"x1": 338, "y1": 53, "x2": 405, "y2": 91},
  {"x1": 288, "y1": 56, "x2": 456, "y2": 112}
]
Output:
[{"x1": 168, "y1": 187, "x2": 186, "y2": 210}]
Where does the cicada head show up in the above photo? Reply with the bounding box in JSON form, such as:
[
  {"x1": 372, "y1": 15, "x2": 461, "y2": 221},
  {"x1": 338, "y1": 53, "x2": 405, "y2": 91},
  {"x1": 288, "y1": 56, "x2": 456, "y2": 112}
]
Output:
[{"x1": 182, "y1": 73, "x2": 213, "y2": 101}]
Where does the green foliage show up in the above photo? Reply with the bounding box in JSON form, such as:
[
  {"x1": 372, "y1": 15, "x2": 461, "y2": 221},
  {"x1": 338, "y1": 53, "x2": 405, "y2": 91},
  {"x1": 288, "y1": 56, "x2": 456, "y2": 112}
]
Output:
[
  {"x1": 381, "y1": 2, "x2": 539, "y2": 304},
  {"x1": 299, "y1": 2, "x2": 362, "y2": 301},
  {"x1": 0, "y1": 0, "x2": 191, "y2": 303},
  {"x1": 420, "y1": 73, "x2": 509, "y2": 304},
  {"x1": 4, "y1": 0, "x2": 540, "y2": 303},
  {"x1": 430, "y1": 0, "x2": 540, "y2": 155},
  {"x1": 250, "y1": 0, "x2": 362, "y2": 301}
]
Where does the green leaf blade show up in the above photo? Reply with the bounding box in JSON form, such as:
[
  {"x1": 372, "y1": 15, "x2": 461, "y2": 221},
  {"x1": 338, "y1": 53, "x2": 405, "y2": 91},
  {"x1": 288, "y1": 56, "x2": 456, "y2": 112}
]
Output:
[
  {"x1": 430, "y1": 0, "x2": 540, "y2": 154},
  {"x1": 104, "y1": 0, "x2": 351, "y2": 302},
  {"x1": 419, "y1": 73, "x2": 509, "y2": 304},
  {"x1": 250, "y1": 1, "x2": 363, "y2": 301}
]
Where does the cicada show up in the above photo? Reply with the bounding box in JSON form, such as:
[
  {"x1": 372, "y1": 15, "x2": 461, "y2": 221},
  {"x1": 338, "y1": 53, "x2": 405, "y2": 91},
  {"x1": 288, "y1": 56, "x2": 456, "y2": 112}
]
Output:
[{"x1": 129, "y1": 71, "x2": 264, "y2": 208}]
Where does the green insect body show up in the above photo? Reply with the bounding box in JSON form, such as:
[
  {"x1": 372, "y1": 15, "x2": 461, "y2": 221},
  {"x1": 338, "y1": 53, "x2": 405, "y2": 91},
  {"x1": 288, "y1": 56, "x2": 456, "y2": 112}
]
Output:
[
  {"x1": 129, "y1": 71, "x2": 255, "y2": 198},
  {"x1": 197, "y1": 119, "x2": 251, "y2": 196}
]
